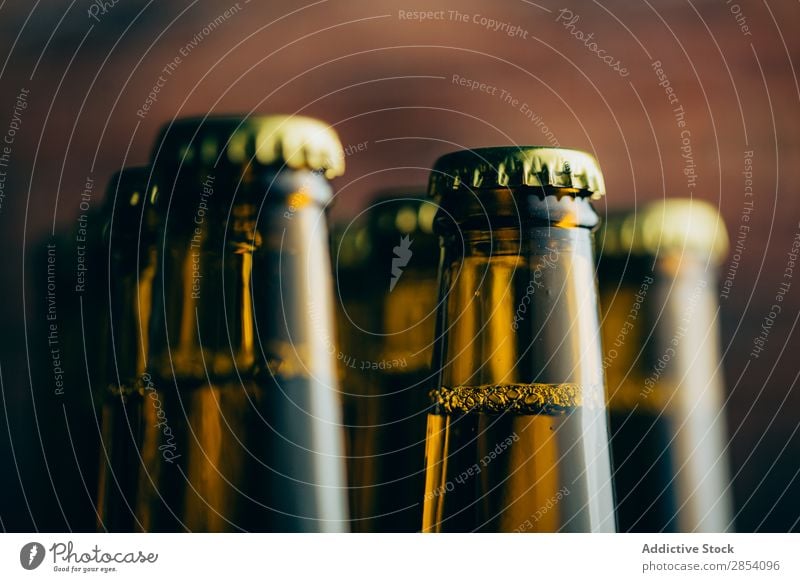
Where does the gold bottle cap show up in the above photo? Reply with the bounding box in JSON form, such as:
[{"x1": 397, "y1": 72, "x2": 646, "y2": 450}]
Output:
[
  {"x1": 600, "y1": 198, "x2": 729, "y2": 263},
  {"x1": 367, "y1": 189, "x2": 438, "y2": 236},
  {"x1": 151, "y1": 115, "x2": 345, "y2": 179},
  {"x1": 429, "y1": 146, "x2": 606, "y2": 199},
  {"x1": 332, "y1": 191, "x2": 438, "y2": 270}
]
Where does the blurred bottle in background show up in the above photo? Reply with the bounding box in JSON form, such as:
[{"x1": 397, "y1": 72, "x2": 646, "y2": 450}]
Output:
[
  {"x1": 137, "y1": 115, "x2": 349, "y2": 532},
  {"x1": 422, "y1": 147, "x2": 616, "y2": 532},
  {"x1": 96, "y1": 167, "x2": 158, "y2": 532},
  {"x1": 333, "y1": 192, "x2": 439, "y2": 532},
  {"x1": 598, "y1": 198, "x2": 734, "y2": 532}
]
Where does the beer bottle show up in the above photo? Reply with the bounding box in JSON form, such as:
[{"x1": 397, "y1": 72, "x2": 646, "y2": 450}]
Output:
[
  {"x1": 333, "y1": 192, "x2": 439, "y2": 531},
  {"x1": 598, "y1": 199, "x2": 734, "y2": 532},
  {"x1": 96, "y1": 167, "x2": 158, "y2": 532},
  {"x1": 422, "y1": 147, "x2": 616, "y2": 532},
  {"x1": 140, "y1": 115, "x2": 349, "y2": 532}
]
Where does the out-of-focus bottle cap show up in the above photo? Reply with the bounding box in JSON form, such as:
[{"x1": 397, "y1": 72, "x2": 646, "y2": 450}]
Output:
[
  {"x1": 332, "y1": 190, "x2": 438, "y2": 271},
  {"x1": 151, "y1": 115, "x2": 345, "y2": 179},
  {"x1": 600, "y1": 198, "x2": 729, "y2": 263},
  {"x1": 367, "y1": 190, "x2": 438, "y2": 237},
  {"x1": 105, "y1": 166, "x2": 155, "y2": 209},
  {"x1": 428, "y1": 146, "x2": 606, "y2": 199},
  {"x1": 104, "y1": 166, "x2": 159, "y2": 239}
]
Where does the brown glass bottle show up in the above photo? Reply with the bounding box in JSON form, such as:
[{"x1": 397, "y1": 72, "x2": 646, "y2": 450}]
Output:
[
  {"x1": 598, "y1": 199, "x2": 733, "y2": 532},
  {"x1": 333, "y1": 193, "x2": 439, "y2": 531},
  {"x1": 422, "y1": 147, "x2": 615, "y2": 532},
  {"x1": 137, "y1": 115, "x2": 349, "y2": 532},
  {"x1": 96, "y1": 167, "x2": 159, "y2": 532}
]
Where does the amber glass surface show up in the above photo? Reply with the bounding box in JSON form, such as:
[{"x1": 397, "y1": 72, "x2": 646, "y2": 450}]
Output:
[
  {"x1": 600, "y1": 253, "x2": 734, "y2": 532},
  {"x1": 422, "y1": 192, "x2": 615, "y2": 533},
  {"x1": 96, "y1": 168, "x2": 158, "y2": 532},
  {"x1": 136, "y1": 168, "x2": 348, "y2": 532},
  {"x1": 334, "y1": 196, "x2": 438, "y2": 532}
]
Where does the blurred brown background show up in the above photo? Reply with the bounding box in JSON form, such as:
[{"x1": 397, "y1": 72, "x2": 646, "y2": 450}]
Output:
[{"x1": 0, "y1": 0, "x2": 797, "y2": 531}]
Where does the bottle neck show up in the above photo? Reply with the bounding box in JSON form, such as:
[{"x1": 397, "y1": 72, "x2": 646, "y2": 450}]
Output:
[
  {"x1": 435, "y1": 187, "x2": 600, "y2": 233},
  {"x1": 149, "y1": 170, "x2": 336, "y2": 383},
  {"x1": 433, "y1": 221, "x2": 604, "y2": 398},
  {"x1": 108, "y1": 244, "x2": 158, "y2": 386},
  {"x1": 107, "y1": 202, "x2": 160, "y2": 363},
  {"x1": 599, "y1": 253, "x2": 722, "y2": 412}
]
